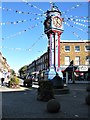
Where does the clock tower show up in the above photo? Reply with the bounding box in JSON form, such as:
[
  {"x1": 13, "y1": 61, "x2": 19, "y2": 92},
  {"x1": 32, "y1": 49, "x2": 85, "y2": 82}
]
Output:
[{"x1": 44, "y1": 3, "x2": 64, "y2": 80}]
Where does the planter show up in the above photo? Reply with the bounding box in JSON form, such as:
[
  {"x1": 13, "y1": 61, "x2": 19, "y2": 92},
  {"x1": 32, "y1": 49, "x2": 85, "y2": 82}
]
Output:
[
  {"x1": 8, "y1": 76, "x2": 19, "y2": 88},
  {"x1": 23, "y1": 79, "x2": 32, "y2": 87},
  {"x1": 37, "y1": 80, "x2": 54, "y2": 102},
  {"x1": 47, "y1": 99, "x2": 60, "y2": 113}
]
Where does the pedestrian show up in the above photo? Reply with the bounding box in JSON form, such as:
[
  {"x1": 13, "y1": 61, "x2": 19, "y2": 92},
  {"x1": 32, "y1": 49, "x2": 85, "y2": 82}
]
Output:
[
  {"x1": 0, "y1": 69, "x2": 2, "y2": 86},
  {"x1": 1, "y1": 78, "x2": 4, "y2": 86},
  {"x1": 1, "y1": 71, "x2": 5, "y2": 86}
]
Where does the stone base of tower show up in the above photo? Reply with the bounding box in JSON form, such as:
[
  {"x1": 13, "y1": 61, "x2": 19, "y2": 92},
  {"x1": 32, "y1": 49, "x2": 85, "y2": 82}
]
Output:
[
  {"x1": 56, "y1": 67, "x2": 63, "y2": 79},
  {"x1": 51, "y1": 72, "x2": 69, "y2": 94},
  {"x1": 48, "y1": 66, "x2": 56, "y2": 80},
  {"x1": 47, "y1": 67, "x2": 64, "y2": 80},
  {"x1": 53, "y1": 86, "x2": 70, "y2": 94}
]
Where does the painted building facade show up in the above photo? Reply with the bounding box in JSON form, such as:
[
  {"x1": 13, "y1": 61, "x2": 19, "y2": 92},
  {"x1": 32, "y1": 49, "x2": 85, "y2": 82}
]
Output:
[
  {"x1": 26, "y1": 40, "x2": 90, "y2": 82},
  {"x1": 60, "y1": 40, "x2": 90, "y2": 83},
  {"x1": 0, "y1": 52, "x2": 10, "y2": 72}
]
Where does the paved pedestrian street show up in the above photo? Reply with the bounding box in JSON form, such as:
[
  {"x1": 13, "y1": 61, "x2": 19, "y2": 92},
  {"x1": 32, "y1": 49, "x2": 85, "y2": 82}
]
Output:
[{"x1": 0, "y1": 84, "x2": 90, "y2": 119}]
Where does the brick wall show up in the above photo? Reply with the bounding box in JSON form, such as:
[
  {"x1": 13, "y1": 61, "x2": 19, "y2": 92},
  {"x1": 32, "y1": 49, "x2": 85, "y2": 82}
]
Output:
[{"x1": 60, "y1": 41, "x2": 90, "y2": 66}]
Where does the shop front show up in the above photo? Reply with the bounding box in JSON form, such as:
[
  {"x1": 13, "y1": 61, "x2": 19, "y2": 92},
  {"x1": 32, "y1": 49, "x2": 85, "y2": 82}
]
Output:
[{"x1": 62, "y1": 65, "x2": 89, "y2": 83}]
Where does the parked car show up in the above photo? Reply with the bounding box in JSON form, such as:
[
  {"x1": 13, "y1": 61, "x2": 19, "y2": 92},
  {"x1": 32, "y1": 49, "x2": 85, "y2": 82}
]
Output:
[{"x1": 23, "y1": 76, "x2": 32, "y2": 87}]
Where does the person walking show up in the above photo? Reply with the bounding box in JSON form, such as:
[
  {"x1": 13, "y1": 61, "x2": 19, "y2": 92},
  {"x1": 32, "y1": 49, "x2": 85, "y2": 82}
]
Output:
[
  {"x1": 1, "y1": 71, "x2": 5, "y2": 86},
  {"x1": 0, "y1": 69, "x2": 2, "y2": 86}
]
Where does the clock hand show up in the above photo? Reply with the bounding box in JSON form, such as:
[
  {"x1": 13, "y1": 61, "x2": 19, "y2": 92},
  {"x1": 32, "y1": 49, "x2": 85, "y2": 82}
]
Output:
[{"x1": 56, "y1": 19, "x2": 61, "y2": 26}]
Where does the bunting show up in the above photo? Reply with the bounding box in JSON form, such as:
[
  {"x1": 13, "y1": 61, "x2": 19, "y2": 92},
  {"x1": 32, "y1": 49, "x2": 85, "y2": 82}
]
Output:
[
  {"x1": 72, "y1": 31, "x2": 83, "y2": 40},
  {"x1": 64, "y1": 17, "x2": 88, "y2": 33},
  {"x1": 64, "y1": 15, "x2": 88, "y2": 28},
  {"x1": 27, "y1": 33, "x2": 45, "y2": 50},
  {"x1": 65, "y1": 22, "x2": 84, "y2": 40},
  {"x1": 2, "y1": 21, "x2": 43, "y2": 40},
  {"x1": 0, "y1": 16, "x2": 43, "y2": 26},
  {"x1": 0, "y1": 33, "x2": 45, "y2": 52},
  {"x1": 0, "y1": 6, "x2": 45, "y2": 16},
  {"x1": 69, "y1": 15, "x2": 89, "y2": 19},
  {"x1": 67, "y1": 17, "x2": 89, "y2": 23},
  {"x1": 62, "y1": 4, "x2": 82, "y2": 14},
  {"x1": 23, "y1": 0, "x2": 45, "y2": 13},
  {"x1": 65, "y1": 21, "x2": 88, "y2": 33},
  {"x1": 1, "y1": 2, "x2": 88, "y2": 43}
]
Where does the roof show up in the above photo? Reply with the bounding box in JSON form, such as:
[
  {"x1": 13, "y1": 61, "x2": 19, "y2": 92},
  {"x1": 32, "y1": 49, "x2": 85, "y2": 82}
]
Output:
[{"x1": 60, "y1": 40, "x2": 90, "y2": 43}]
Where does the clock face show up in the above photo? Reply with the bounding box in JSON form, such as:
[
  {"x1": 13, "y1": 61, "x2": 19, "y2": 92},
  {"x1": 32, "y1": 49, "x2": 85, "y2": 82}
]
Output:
[{"x1": 53, "y1": 16, "x2": 62, "y2": 28}]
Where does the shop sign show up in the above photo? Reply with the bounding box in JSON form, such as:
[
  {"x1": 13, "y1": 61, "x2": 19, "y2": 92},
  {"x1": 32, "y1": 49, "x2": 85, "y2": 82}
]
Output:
[{"x1": 79, "y1": 66, "x2": 88, "y2": 71}]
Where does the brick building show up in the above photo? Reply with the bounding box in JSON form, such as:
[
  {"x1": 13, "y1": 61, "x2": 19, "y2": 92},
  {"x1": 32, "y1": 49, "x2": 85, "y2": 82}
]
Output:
[
  {"x1": 0, "y1": 52, "x2": 10, "y2": 72},
  {"x1": 60, "y1": 40, "x2": 90, "y2": 67},
  {"x1": 60, "y1": 40, "x2": 90, "y2": 83},
  {"x1": 27, "y1": 52, "x2": 48, "y2": 79},
  {"x1": 26, "y1": 40, "x2": 90, "y2": 82}
]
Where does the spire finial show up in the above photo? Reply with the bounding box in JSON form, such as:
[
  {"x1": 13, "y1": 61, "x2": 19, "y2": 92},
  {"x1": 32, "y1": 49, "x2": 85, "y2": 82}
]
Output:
[{"x1": 50, "y1": 1, "x2": 54, "y2": 9}]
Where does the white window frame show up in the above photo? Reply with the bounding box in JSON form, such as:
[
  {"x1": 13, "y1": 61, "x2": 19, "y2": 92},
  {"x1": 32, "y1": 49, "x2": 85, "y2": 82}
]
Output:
[
  {"x1": 85, "y1": 56, "x2": 90, "y2": 65},
  {"x1": 65, "y1": 56, "x2": 70, "y2": 65},
  {"x1": 65, "y1": 46, "x2": 70, "y2": 52},
  {"x1": 85, "y1": 45, "x2": 90, "y2": 52},
  {"x1": 75, "y1": 46, "x2": 80, "y2": 52},
  {"x1": 75, "y1": 56, "x2": 80, "y2": 65}
]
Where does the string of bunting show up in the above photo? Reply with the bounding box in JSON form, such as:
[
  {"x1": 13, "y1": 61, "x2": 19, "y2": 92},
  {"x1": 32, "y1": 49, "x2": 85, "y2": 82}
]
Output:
[
  {"x1": 66, "y1": 17, "x2": 89, "y2": 23},
  {"x1": 0, "y1": 33, "x2": 45, "y2": 52},
  {"x1": 64, "y1": 21, "x2": 88, "y2": 34},
  {"x1": 23, "y1": 0, "x2": 45, "y2": 13},
  {"x1": 27, "y1": 33, "x2": 45, "y2": 51},
  {"x1": 69, "y1": 15, "x2": 90, "y2": 19},
  {"x1": 69, "y1": 19, "x2": 88, "y2": 28},
  {"x1": 64, "y1": 15, "x2": 88, "y2": 28},
  {"x1": 0, "y1": 16, "x2": 43, "y2": 26},
  {"x1": 65, "y1": 22, "x2": 84, "y2": 40},
  {"x1": 62, "y1": 4, "x2": 82, "y2": 14},
  {"x1": 72, "y1": 31, "x2": 83, "y2": 41},
  {"x1": 0, "y1": 6, "x2": 45, "y2": 16},
  {"x1": 65, "y1": 21, "x2": 88, "y2": 34},
  {"x1": 2, "y1": 20, "x2": 43, "y2": 40},
  {"x1": 0, "y1": 46, "x2": 26, "y2": 51},
  {"x1": 64, "y1": 18, "x2": 88, "y2": 33}
]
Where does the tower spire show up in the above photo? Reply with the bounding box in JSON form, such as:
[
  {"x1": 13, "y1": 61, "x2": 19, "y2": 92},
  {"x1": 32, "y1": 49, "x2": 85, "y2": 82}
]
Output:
[
  {"x1": 49, "y1": 2, "x2": 62, "y2": 15},
  {"x1": 50, "y1": 2, "x2": 55, "y2": 10}
]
